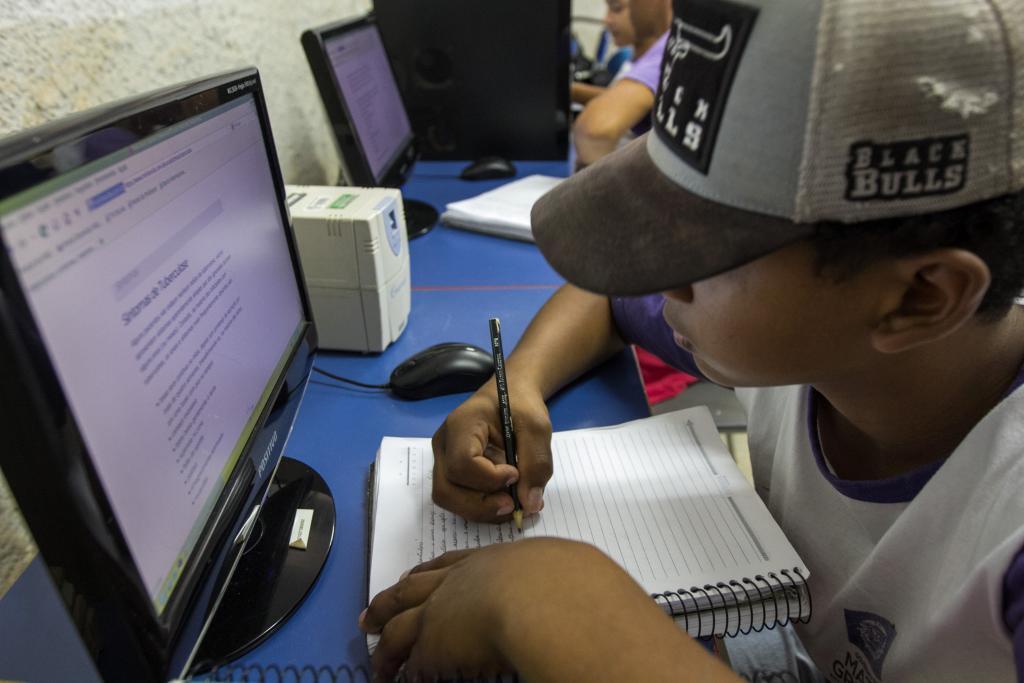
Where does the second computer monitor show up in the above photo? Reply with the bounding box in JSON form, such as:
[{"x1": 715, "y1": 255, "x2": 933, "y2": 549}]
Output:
[{"x1": 302, "y1": 15, "x2": 437, "y2": 237}]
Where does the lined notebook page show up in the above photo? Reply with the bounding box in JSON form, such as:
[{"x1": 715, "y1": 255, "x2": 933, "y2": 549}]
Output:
[{"x1": 369, "y1": 407, "x2": 807, "y2": 603}]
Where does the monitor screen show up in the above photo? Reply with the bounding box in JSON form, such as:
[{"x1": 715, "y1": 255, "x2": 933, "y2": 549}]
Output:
[
  {"x1": 302, "y1": 15, "x2": 419, "y2": 190},
  {"x1": 324, "y1": 24, "x2": 413, "y2": 182},
  {"x1": 0, "y1": 94, "x2": 305, "y2": 612},
  {"x1": 0, "y1": 70, "x2": 318, "y2": 681}
]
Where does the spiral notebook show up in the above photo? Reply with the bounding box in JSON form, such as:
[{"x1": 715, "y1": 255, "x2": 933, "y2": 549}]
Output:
[{"x1": 367, "y1": 407, "x2": 811, "y2": 647}]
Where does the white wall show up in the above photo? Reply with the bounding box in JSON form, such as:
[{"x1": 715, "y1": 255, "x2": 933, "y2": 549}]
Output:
[{"x1": 572, "y1": 0, "x2": 608, "y2": 61}]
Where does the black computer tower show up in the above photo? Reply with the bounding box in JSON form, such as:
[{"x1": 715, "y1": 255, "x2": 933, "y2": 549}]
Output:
[{"x1": 372, "y1": 0, "x2": 571, "y2": 160}]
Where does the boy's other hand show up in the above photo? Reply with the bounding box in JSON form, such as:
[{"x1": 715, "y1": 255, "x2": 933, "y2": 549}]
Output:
[
  {"x1": 358, "y1": 540, "x2": 605, "y2": 681},
  {"x1": 431, "y1": 386, "x2": 553, "y2": 522},
  {"x1": 360, "y1": 539, "x2": 732, "y2": 682},
  {"x1": 360, "y1": 545, "x2": 511, "y2": 681}
]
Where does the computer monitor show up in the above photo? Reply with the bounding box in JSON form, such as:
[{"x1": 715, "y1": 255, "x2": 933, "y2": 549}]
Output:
[
  {"x1": 372, "y1": 0, "x2": 571, "y2": 161},
  {"x1": 0, "y1": 69, "x2": 333, "y2": 681},
  {"x1": 302, "y1": 14, "x2": 438, "y2": 239}
]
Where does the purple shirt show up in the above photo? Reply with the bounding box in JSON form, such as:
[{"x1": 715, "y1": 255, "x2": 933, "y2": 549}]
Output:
[
  {"x1": 621, "y1": 31, "x2": 669, "y2": 137},
  {"x1": 611, "y1": 293, "x2": 1024, "y2": 680}
]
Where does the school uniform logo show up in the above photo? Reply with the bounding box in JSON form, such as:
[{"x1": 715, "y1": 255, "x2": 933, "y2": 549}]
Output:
[
  {"x1": 654, "y1": 0, "x2": 758, "y2": 174},
  {"x1": 845, "y1": 135, "x2": 969, "y2": 201},
  {"x1": 834, "y1": 609, "x2": 897, "y2": 680}
]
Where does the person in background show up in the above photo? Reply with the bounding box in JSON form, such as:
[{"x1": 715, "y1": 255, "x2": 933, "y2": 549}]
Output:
[
  {"x1": 571, "y1": 0, "x2": 637, "y2": 107},
  {"x1": 572, "y1": 0, "x2": 671, "y2": 168},
  {"x1": 574, "y1": 0, "x2": 689, "y2": 407}
]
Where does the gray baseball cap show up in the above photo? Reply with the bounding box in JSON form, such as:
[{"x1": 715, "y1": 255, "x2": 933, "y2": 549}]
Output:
[{"x1": 533, "y1": 0, "x2": 1024, "y2": 296}]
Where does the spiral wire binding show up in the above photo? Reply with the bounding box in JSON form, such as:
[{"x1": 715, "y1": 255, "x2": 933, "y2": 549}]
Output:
[
  {"x1": 705, "y1": 584, "x2": 722, "y2": 636},
  {"x1": 710, "y1": 583, "x2": 732, "y2": 636},
  {"x1": 786, "y1": 567, "x2": 812, "y2": 625},
  {"x1": 728, "y1": 579, "x2": 754, "y2": 634},
  {"x1": 714, "y1": 582, "x2": 740, "y2": 637},
  {"x1": 741, "y1": 576, "x2": 768, "y2": 633},
  {"x1": 650, "y1": 567, "x2": 810, "y2": 638},
  {"x1": 191, "y1": 663, "x2": 370, "y2": 682},
  {"x1": 786, "y1": 570, "x2": 805, "y2": 622},
  {"x1": 190, "y1": 663, "x2": 517, "y2": 682},
  {"x1": 753, "y1": 575, "x2": 776, "y2": 628},
  {"x1": 694, "y1": 585, "x2": 714, "y2": 635},
  {"x1": 766, "y1": 574, "x2": 788, "y2": 627}
]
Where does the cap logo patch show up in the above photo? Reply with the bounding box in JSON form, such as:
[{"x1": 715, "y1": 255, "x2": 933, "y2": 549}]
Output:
[
  {"x1": 845, "y1": 135, "x2": 969, "y2": 202},
  {"x1": 654, "y1": 0, "x2": 758, "y2": 175}
]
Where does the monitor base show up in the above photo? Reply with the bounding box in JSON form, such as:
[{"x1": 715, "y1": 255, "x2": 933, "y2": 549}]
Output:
[
  {"x1": 190, "y1": 457, "x2": 335, "y2": 670},
  {"x1": 404, "y1": 197, "x2": 438, "y2": 239}
]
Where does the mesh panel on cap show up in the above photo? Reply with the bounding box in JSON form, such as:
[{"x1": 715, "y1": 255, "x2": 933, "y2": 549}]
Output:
[{"x1": 797, "y1": 0, "x2": 1023, "y2": 223}]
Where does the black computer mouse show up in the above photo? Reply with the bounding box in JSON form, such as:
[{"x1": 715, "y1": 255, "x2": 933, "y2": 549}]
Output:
[
  {"x1": 459, "y1": 156, "x2": 517, "y2": 181},
  {"x1": 388, "y1": 342, "x2": 495, "y2": 400}
]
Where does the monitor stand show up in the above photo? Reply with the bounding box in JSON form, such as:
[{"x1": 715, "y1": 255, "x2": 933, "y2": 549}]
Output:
[
  {"x1": 403, "y1": 197, "x2": 438, "y2": 239},
  {"x1": 190, "y1": 457, "x2": 335, "y2": 670}
]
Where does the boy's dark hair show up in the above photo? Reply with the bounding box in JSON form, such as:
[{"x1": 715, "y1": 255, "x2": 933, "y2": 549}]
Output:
[{"x1": 810, "y1": 192, "x2": 1024, "y2": 322}]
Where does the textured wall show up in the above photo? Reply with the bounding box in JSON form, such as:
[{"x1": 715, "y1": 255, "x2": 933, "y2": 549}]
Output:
[
  {"x1": 572, "y1": 0, "x2": 607, "y2": 60},
  {"x1": 0, "y1": 0, "x2": 369, "y2": 182},
  {"x1": 0, "y1": 0, "x2": 367, "y2": 597}
]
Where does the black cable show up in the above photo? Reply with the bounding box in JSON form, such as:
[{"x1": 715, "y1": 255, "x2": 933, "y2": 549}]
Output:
[{"x1": 312, "y1": 366, "x2": 391, "y2": 390}]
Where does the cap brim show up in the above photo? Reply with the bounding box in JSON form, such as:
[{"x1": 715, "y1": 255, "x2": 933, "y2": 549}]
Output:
[{"x1": 531, "y1": 135, "x2": 815, "y2": 296}]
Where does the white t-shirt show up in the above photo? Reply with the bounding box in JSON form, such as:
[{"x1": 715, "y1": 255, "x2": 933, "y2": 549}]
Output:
[
  {"x1": 738, "y1": 382, "x2": 1024, "y2": 681},
  {"x1": 611, "y1": 293, "x2": 1024, "y2": 681}
]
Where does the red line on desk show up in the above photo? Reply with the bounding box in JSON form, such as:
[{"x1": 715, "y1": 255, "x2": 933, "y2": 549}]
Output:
[{"x1": 412, "y1": 284, "x2": 560, "y2": 291}]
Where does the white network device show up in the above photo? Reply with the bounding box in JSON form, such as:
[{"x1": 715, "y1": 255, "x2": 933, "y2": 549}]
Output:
[{"x1": 285, "y1": 185, "x2": 410, "y2": 352}]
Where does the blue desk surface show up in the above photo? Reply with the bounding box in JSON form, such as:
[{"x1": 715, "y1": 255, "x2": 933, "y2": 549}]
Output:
[
  {"x1": 406, "y1": 160, "x2": 570, "y2": 288},
  {"x1": 241, "y1": 290, "x2": 648, "y2": 673},
  {"x1": 0, "y1": 161, "x2": 649, "y2": 680}
]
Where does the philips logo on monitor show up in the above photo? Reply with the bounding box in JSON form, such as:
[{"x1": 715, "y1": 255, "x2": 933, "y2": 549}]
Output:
[
  {"x1": 257, "y1": 430, "x2": 279, "y2": 479},
  {"x1": 226, "y1": 78, "x2": 257, "y2": 95}
]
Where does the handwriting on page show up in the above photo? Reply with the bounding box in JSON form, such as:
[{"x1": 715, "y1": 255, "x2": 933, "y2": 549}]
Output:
[
  {"x1": 410, "y1": 453, "x2": 516, "y2": 563},
  {"x1": 406, "y1": 417, "x2": 767, "y2": 586}
]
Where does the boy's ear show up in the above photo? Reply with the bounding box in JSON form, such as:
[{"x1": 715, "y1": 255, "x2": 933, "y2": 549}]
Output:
[{"x1": 871, "y1": 249, "x2": 991, "y2": 354}]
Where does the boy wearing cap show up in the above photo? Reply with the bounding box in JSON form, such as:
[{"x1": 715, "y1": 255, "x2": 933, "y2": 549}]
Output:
[{"x1": 360, "y1": 0, "x2": 1024, "y2": 680}]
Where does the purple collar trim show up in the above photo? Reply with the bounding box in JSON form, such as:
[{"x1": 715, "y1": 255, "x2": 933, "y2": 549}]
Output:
[
  {"x1": 1010, "y1": 363, "x2": 1024, "y2": 395},
  {"x1": 805, "y1": 390, "x2": 943, "y2": 503},
  {"x1": 806, "y1": 359, "x2": 1024, "y2": 504}
]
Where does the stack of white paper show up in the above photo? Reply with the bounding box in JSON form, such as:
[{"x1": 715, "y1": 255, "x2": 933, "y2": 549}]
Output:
[{"x1": 440, "y1": 174, "x2": 563, "y2": 242}]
